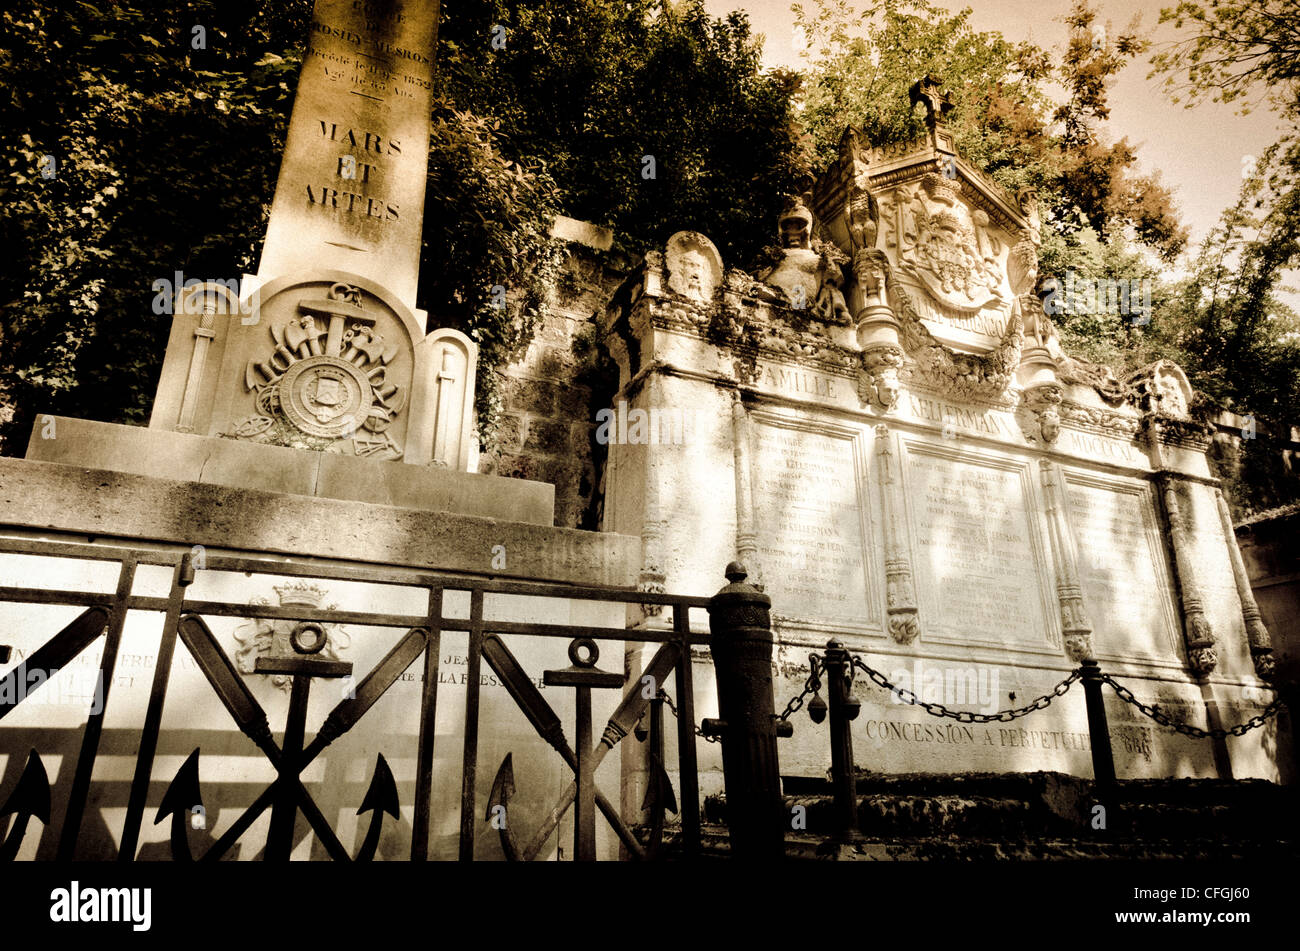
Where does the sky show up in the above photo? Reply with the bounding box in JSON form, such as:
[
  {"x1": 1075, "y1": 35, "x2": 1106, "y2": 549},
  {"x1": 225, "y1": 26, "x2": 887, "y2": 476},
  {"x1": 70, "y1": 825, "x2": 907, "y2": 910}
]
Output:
[{"x1": 703, "y1": 0, "x2": 1291, "y2": 252}]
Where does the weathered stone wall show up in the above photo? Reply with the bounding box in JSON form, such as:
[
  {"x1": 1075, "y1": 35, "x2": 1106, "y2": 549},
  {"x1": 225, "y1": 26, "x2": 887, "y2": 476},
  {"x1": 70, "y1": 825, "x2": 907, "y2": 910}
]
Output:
[{"x1": 478, "y1": 218, "x2": 629, "y2": 529}]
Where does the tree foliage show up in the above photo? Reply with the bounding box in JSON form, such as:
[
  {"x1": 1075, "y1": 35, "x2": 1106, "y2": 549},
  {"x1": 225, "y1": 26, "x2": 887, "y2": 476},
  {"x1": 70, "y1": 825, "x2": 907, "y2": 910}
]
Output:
[
  {"x1": 436, "y1": 0, "x2": 809, "y2": 266},
  {"x1": 794, "y1": 0, "x2": 1186, "y2": 269},
  {"x1": 0, "y1": 0, "x2": 809, "y2": 451}
]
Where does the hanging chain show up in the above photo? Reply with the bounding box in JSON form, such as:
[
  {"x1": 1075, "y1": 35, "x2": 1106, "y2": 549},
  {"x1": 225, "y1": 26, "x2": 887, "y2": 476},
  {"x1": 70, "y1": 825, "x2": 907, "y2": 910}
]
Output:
[
  {"x1": 847, "y1": 654, "x2": 1080, "y2": 723},
  {"x1": 1100, "y1": 674, "x2": 1284, "y2": 738},
  {"x1": 656, "y1": 689, "x2": 720, "y2": 743},
  {"x1": 776, "y1": 653, "x2": 823, "y2": 722}
]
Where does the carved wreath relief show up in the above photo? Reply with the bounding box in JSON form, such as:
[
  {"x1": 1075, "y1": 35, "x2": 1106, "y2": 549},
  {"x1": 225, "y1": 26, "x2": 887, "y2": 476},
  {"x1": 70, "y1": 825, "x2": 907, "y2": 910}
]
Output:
[{"x1": 232, "y1": 283, "x2": 407, "y2": 459}]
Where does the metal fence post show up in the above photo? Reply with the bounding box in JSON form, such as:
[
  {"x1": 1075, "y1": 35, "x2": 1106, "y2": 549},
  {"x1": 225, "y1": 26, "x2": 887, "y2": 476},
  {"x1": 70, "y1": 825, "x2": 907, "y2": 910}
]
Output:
[
  {"x1": 1079, "y1": 659, "x2": 1116, "y2": 793},
  {"x1": 821, "y1": 640, "x2": 860, "y2": 839},
  {"x1": 706, "y1": 562, "x2": 784, "y2": 859}
]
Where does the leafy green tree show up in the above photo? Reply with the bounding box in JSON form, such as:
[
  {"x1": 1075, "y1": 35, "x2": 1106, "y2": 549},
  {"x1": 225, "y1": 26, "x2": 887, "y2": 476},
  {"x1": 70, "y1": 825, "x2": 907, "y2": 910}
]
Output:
[
  {"x1": 435, "y1": 0, "x2": 809, "y2": 266},
  {"x1": 1149, "y1": 1, "x2": 1300, "y2": 512},
  {"x1": 0, "y1": 2, "x2": 309, "y2": 451}
]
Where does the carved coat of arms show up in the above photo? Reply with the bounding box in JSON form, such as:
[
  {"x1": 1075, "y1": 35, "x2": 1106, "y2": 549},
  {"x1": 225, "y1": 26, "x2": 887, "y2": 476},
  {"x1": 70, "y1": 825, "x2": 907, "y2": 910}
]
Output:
[
  {"x1": 233, "y1": 583, "x2": 350, "y2": 692},
  {"x1": 231, "y1": 283, "x2": 408, "y2": 459}
]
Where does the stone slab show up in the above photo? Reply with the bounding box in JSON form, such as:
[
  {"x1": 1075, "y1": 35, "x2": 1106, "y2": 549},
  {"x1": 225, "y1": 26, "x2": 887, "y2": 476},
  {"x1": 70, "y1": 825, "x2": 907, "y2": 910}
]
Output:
[
  {"x1": 25, "y1": 416, "x2": 552, "y2": 525},
  {"x1": 0, "y1": 457, "x2": 635, "y2": 586}
]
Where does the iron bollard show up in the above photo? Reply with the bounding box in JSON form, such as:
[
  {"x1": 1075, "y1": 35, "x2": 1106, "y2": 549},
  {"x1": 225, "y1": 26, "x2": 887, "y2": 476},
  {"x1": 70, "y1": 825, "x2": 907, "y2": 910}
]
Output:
[
  {"x1": 1079, "y1": 659, "x2": 1116, "y2": 793},
  {"x1": 821, "y1": 640, "x2": 860, "y2": 839},
  {"x1": 706, "y1": 562, "x2": 785, "y2": 859}
]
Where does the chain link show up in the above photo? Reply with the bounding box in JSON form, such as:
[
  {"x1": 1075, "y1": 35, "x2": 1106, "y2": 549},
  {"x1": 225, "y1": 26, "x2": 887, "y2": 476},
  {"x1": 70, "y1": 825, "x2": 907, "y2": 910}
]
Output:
[
  {"x1": 847, "y1": 654, "x2": 1081, "y2": 723},
  {"x1": 663, "y1": 645, "x2": 1282, "y2": 744},
  {"x1": 656, "y1": 689, "x2": 720, "y2": 743},
  {"x1": 1100, "y1": 674, "x2": 1284, "y2": 738},
  {"x1": 776, "y1": 653, "x2": 823, "y2": 722}
]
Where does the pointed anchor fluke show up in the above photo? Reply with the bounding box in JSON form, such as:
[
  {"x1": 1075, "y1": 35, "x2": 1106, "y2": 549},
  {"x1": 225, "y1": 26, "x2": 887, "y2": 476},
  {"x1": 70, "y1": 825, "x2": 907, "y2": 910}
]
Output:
[
  {"x1": 641, "y1": 760, "x2": 678, "y2": 817},
  {"x1": 0, "y1": 750, "x2": 51, "y2": 861},
  {"x1": 487, "y1": 754, "x2": 523, "y2": 861},
  {"x1": 354, "y1": 753, "x2": 399, "y2": 862},
  {"x1": 154, "y1": 747, "x2": 203, "y2": 862}
]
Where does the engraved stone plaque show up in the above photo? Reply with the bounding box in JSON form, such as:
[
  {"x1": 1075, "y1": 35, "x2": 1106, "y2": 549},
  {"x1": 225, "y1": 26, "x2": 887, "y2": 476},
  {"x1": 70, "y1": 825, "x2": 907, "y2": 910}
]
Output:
[
  {"x1": 1064, "y1": 474, "x2": 1180, "y2": 662},
  {"x1": 902, "y1": 443, "x2": 1053, "y2": 649},
  {"x1": 750, "y1": 419, "x2": 872, "y2": 624}
]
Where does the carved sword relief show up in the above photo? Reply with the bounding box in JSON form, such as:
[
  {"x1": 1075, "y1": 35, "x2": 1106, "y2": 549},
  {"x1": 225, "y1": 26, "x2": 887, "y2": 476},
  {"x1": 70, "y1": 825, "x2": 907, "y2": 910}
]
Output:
[{"x1": 874, "y1": 425, "x2": 920, "y2": 643}]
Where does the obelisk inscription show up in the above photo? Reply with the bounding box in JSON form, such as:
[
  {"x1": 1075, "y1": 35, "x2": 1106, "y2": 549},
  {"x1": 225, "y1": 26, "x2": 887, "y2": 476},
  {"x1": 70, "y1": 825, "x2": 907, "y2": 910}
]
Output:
[{"x1": 258, "y1": 0, "x2": 439, "y2": 307}]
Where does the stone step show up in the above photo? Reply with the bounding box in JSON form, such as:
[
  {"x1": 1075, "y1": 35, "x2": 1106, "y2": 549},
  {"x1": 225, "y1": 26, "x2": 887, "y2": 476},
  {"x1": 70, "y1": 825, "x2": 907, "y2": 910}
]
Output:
[
  {"x1": 702, "y1": 770, "x2": 1294, "y2": 842},
  {"x1": 788, "y1": 769, "x2": 1291, "y2": 810}
]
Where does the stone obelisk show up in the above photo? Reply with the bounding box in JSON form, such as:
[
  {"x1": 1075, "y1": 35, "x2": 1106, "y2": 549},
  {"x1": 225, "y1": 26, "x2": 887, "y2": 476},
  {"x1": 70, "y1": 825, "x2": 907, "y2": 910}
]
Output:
[
  {"x1": 140, "y1": 0, "x2": 480, "y2": 473},
  {"x1": 258, "y1": 0, "x2": 440, "y2": 310}
]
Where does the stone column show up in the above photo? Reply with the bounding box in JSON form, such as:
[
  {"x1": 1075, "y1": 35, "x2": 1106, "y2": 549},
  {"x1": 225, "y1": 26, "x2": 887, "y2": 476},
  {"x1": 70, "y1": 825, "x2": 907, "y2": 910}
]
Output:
[
  {"x1": 1039, "y1": 460, "x2": 1094, "y2": 661},
  {"x1": 1161, "y1": 476, "x2": 1218, "y2": 677},
  {"x1": 731, "y1": 395, "x2": 760, "y2": 583},
  {"x1": 874, "y1": 425, "x2": 919, "y2": 643}
]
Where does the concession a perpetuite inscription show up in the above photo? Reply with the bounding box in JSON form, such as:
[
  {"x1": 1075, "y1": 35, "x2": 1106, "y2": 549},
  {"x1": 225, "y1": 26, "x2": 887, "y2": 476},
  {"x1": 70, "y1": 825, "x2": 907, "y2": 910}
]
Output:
[
  {"x1": 908, "y1": 452, "x2": 1047, "y2": 644},
  {"x1": 753, "y1": 424, "x2": 869, "y2": 620}
]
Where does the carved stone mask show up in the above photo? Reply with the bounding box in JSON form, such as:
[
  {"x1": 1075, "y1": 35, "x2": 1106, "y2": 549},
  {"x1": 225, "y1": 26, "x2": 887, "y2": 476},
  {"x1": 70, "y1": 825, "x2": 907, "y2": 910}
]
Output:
[
  {"x1": 681, "y1": 251, "x2": 706, "y2": 299},
  {"x1": 874, "y1": 367, "x2": 901, "y2": 410},
  {"x1": 1040, "y1": 407, "x2": 1060, "y2": 443}
]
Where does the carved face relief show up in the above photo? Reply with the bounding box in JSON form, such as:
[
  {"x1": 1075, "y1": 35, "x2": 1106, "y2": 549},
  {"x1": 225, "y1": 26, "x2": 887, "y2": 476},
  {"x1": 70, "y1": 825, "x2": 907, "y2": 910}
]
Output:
[
  {"x1": 1040, "y1": 406, "x2": 1061, "y2": 443},
  {"x1": 874, "y1": 366, "x2": 901, "y2": 410},
  {"x1": 1155, "y1": 372, "x2": 1188, "y2": 417},
  {"x1": 665, "y1": 231, "x2": 724, "y2": 302},
  {"x1": 681, "y1": 250, "x2": 707, "y2": 300}
]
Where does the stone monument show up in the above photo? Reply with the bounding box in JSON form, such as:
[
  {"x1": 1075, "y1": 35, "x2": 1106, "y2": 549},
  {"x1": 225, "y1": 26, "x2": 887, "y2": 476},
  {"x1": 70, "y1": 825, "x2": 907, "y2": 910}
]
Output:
[
  {"x1": 604, "y1": 76, "x2": 1289, "y2": 796},
  {"x1": 31, "y1": 0, "x2": 480, "y2": 494},
  {"x1": 0, "y1": 0, "x2": 642, "y2": 861}
]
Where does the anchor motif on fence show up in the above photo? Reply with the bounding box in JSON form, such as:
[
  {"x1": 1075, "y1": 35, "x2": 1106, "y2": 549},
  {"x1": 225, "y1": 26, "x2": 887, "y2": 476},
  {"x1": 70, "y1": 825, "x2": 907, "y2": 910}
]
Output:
[
  {"x1": 484, "y1": 634, "x2": 682, "y2": 861},
  {"x1": 155, "y1": 612, "x2": 419, "y2": 861},
  {"x1": 0, "y1": 596, "x2": 417, "y2": 861}
]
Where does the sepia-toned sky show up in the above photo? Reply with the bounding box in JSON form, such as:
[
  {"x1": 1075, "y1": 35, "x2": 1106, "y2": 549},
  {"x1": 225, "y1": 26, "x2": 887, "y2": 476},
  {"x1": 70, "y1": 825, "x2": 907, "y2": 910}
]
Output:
[{"x1": 707, "y1": 0, "x2": 1292, "y2": 252}]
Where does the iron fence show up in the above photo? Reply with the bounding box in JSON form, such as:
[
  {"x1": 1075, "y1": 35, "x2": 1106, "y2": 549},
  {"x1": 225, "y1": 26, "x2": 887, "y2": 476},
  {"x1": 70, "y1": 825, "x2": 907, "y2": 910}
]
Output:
[{"x1": 0, "y1": 534, "x2": 711, "y2": 861}]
